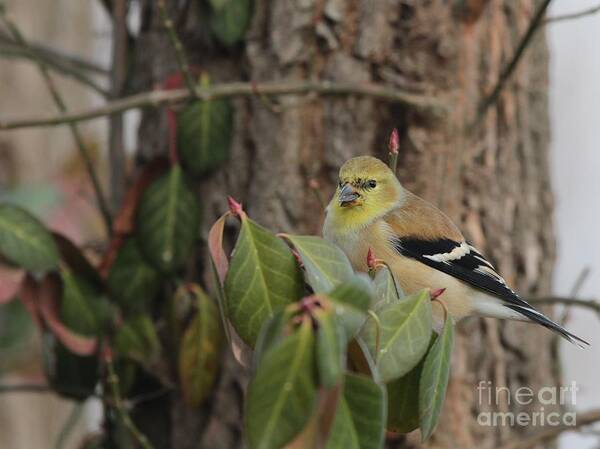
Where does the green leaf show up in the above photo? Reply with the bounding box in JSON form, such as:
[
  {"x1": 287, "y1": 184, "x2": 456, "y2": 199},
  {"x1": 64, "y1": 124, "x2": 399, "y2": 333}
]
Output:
[
  {"x1": 225, "y1": 219, "x2": 303, "y2": 346},
  {"x1": 283, "y1": 235, "x2": 354, "y2": 293},
  {"x1": 373, "y1": 266, "x2": 403, "y2": 306},
  {"x1": 360, "y1": 290, "x2": 432, "y2": 382},
  {"x1": 246, "y1": 320, "x2": 318, "y2": 449},
  {"x1": 60, "y1": 268, "x2": 112, "y2": 336},
  {"x1": 419, "y1": 316, "x2": 454, "y2": 441},
  {"x1": 179, "y1": 286, "x2": 224, "y2": 407},
  {"x1": 386, "y1": 356, "x2": 425, "y2": 433},
  {"x1": 325, "y1": 398, "x2": 359, "y2": 449},
  {"x1": 327, "y1": 274, "x2": 372, "y2": 339},
  {"x1": 315, "y1": 309, "x2": 345, "y2": 388},
  {"x1": 0, "y1": 300, "x2": 34, "y2": 371},
  {"x1": 0, "y1": 204, "x2": 59, "y2": 271},
  {"x1": 209, "y1": 0, "x2": 252, "y2": 47},
  {"x1": 108, "y1": 239, "x2": 161, "y2": 314},
  {"x1": 327, "y1": 373, "x2": 386, "y2": 449},
  {"x1": 253, "y1": 308, "x2": 294, "y2": 369},
  {"x1": 208, "y1": 0, "x2": 228, "y2": 11},
  {"x1": 42, "y1": 333, "x2": 98, "y2": 400},
  {"x1": 177, "y1": 99, "x2": 233, "y2": 177},
  {"x1": 115, "y1": 314, "x2": 160, "y2": 365},
  {"x1": 137, "y1": 165, "x2": 201, "y2": 273}
]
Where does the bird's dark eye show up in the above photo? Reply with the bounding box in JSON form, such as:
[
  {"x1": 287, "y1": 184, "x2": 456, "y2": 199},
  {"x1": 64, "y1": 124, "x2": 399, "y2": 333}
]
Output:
[{"x1": 367, "y1": 180, "x2": 377, "y2": 189}]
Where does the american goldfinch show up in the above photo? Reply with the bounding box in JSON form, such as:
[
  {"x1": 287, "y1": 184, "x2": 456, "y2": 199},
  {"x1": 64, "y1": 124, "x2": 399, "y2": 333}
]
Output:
[{"x1": 323, "y1": 156, "x2": 587, "y2": 346}]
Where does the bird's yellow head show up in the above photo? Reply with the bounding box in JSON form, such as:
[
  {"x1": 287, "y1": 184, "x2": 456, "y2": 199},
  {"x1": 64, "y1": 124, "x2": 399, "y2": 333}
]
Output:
[{"x1": 325, "y1": 156, "x2": 403, "y2": 231}]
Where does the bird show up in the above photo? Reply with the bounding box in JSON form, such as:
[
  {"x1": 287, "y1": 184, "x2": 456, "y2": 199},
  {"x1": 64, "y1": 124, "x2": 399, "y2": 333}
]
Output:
[{"x1": 322, "y1": 155, "x2": 588, "y2": 346}]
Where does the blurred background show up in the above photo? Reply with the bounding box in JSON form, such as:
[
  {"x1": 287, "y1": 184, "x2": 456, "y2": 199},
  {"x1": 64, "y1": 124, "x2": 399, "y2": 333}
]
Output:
[
  {"x1": 549, "y1": 1, "x2": 600, "y2": 447},
  {"x1": 0, "y1": 1, "x2": 599, "y2": 449}
]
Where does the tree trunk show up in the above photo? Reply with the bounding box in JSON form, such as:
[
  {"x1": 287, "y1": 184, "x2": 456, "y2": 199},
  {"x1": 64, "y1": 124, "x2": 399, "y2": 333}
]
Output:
[{"x1": 133, "y1": 1, "x2": 557, "y2": 448}]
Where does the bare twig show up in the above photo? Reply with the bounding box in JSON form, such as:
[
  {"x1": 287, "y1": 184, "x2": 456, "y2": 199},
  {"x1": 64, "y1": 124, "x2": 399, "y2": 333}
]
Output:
[
  {"x1": 569, "y1": 267, "x2": 592, "y2": 298},
  {"x1": 0, "y1": 29, "x2": 109, "y2": 75},
  {"x1": 97, "y1": 0, "x2": 135, "y2": 48},
  {"x1": 308, "y1": 179, "x2": 326, "y2": 210},
  {"x1": 0, "y1": 12, "x2": 112, "y2": 232},
  {"x1": 0, "y1": 384, "x2": 53, "y2": 394},
  {"x1": 108, "y1": 0, "x2": 128, "y2": 211},
  {"x1": 528, "y1": 296, "x2": 600, "y2": 319},
  {"x1": 497, "y1": 409, "x2": 600, "y2": 449},
  {"x1": 558, "y1": 267, "x2": 592, "y2": 326},
  {"x1": 157, "y1": 0, "x2": 197, "y2": 95},
  {"x1": 128, "y1": 386, "x2": 174, "y2": 407},
  {"x1": 0, "y1": 43, "x2": 109, "y2": 96},
  {"x1": 477, "y1": 0, "x2": 553, "y2": 120},
  {"x1": 0, "y1": 383, "x2": 99, "y2": 397},
  {"x1": 53, "y1": 403, "x2": 84, "y2": 449},
  {"x1": 545, "y1": 4, "x2": 600, "y2": 24},
  {"x1": 106, "y1": 359, "x2": 155, "y2": 449},
  {"x1": 0, "y1": 81, "x2": 445, "y2": 130}
]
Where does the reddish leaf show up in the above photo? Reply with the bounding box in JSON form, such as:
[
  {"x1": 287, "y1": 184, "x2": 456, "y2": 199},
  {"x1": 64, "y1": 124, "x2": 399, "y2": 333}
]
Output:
[
  {"x1": 0, "y1": 265, "x2": 24, "y2": 304},
  {"x1": 161, "y1": 70, "x2": 202, "y2": 166},
  {"x1": 98, "y1": 235, "x2": 125, "y2": 279},
  {"x1": 163, "y1": 73, "x2": 184, "y2": 90},
  {"x1": 230, "y1": 327, "x2": 252, "y2": 368},
  {"x1": 38, "y1": 275, "x2": 98, "y2": 356},
  {"x1": 18, "y1": 274, "x2": 43, "y2": 329},
  {"x1": 52, "y1": 232, "x2": 104, "y2": 287},
  {"x1": 318, "y1": 383, "x2": 343, "y2": 445},
  {"x1": 207, "y1": 212, "x2": 231, "y2": 285},
  {"x1": 112, "y1": 157, "x2": 169, "y2": 236}
]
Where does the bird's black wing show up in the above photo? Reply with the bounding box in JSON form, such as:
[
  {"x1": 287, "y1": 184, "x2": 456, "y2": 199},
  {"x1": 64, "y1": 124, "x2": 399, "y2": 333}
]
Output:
[
  {"x1": 392, "y1": 237, "x2": 528, "y2": 305},
  {"x1": 392, "y1": 237, "x2": 589, "y2": 346}
]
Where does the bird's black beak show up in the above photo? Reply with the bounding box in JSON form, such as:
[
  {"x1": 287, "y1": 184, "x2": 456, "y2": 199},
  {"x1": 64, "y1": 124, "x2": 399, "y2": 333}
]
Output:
[{"x1": 338, "y1": 183, "x2": 359, "y2": 206}]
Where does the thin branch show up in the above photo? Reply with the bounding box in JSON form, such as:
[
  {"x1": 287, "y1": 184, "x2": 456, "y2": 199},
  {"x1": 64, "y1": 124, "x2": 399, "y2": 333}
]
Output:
[
  {"x1": 0, "y1": 81, "x2": 446, "y2": 130},
  {"x1": 497, "y1": 409, "x2": 600, "y2": 449},
  {"x1": 528, "y1": 296, "x2": 600, "y2": 319},
  {"x1": 157, "y1": 0, "x2": 196, "y2": 95},
  {"x1": 106, "y1": 359, "x2": 155, "y2": 449},
  {"x1": 558, "y1": 266, "x2": 592, "y2": 326},
  {"x1": 569, "y1": 267, "x2": 591, "y2": 298},
  {"x1": 477, "y1": 0, "x2": 553, "y2": 120},
  {"x1": 108, "y1": 0, "x2": 128, "y2": 211},
  {"x1": 0, "y1": 11, "x2": 112, "y2": 233},
  {"x1": 0, "y1": 384, "x2": 53, "y2": 394},
  {"x1": 97, "y1": 0, "x2": 135, "y2": 49},
  {"x1": 0, "y1": 43, "x2": 109, "y2": 97},
  {"x1": 128, "y1": 386, "x2": 174, "y2": 407},
  {"x1": 0, "y1": 29, "x2": 109, "y2": 75},
  {"x1": 545, "y1": 4, "x2": 600, "y2": 24},
  {"x1": 308, "y1": 179, "x2": 326, "y2": 210},
  {"x1": 53, "y1": 402, "x2": 84, "y2": 449},
  {"x1": 0, "y1": 383, "x2": 99, "y2": 397}
]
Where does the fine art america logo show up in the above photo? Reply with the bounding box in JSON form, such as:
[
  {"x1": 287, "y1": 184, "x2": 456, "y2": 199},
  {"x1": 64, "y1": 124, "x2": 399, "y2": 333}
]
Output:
[{"x1": 477, "y1": 380, "x2": 578, "y2": 427}]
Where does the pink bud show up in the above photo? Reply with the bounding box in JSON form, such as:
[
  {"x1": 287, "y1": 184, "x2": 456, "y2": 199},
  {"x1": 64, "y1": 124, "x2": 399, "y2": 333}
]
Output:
[
  {"x1": 308, "y1": 179, "x2": 320, "y2": 190},
  {"x1": 227, "y1": 196, "x2": 244, "y2": 217},
  {"x1": 430, "y1": 287, "x2": 446, "y2": 299},
  {"x1": 388, "y1": 128, "x2": 399, "y2": 155},
  {"x1": 367, "y1": 248, "x2": 376, "y2": 269}
]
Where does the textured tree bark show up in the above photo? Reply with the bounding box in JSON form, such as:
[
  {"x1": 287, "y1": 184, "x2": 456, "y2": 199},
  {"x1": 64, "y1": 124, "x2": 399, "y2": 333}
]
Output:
[{"x1": 133, "y1": 1, "x2": 557, "y2": 448}]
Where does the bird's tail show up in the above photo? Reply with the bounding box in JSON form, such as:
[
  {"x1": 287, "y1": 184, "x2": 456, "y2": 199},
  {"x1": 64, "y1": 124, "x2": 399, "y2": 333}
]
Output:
[{"x1": 505, "y1": 303, "x2": 589, "y2": 348}]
